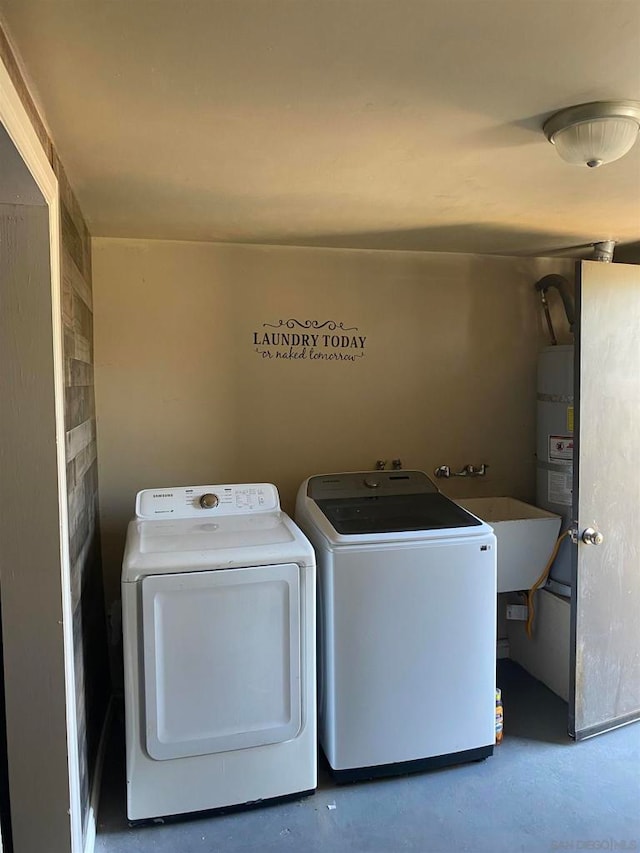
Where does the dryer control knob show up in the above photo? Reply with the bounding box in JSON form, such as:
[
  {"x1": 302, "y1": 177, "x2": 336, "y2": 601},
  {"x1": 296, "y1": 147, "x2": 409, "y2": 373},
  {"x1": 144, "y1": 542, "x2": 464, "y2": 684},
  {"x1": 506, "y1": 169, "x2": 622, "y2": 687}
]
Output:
[
  {"x1": 199, "y1": 493, "x2": 219, "y2": 509},
  {"x1": 363, "y1": 477, "x2": 380, "y2": 489}
]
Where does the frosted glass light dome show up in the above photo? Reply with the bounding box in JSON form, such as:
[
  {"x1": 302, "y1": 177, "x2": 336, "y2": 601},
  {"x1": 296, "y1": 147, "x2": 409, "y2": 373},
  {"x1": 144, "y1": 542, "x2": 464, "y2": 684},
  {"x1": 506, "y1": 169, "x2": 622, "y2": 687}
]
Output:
[{"x1": 544, "y1": 101, "x2": 640, "y2": 168}]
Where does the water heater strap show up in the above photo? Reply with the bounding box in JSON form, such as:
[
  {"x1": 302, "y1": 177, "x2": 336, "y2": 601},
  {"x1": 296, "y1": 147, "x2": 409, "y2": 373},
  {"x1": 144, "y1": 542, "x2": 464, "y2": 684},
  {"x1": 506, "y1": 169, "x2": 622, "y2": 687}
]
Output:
[{"x1": 537, "y1": 392, "x2": 574, "y2": 403}]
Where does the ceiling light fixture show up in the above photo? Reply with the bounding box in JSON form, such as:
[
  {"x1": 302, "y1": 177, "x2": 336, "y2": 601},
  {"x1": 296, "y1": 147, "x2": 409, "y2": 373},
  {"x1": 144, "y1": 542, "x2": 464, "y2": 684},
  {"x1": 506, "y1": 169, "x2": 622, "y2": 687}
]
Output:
[{"x1": 543, "y1": 100, "x2": 640, "y2": 168}]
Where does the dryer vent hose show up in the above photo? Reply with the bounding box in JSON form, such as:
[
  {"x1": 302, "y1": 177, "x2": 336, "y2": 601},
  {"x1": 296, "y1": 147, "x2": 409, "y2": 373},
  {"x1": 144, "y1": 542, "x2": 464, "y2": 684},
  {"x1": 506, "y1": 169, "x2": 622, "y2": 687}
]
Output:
[{"x1": 534, "y1": 274, "x2": 575, "y2": 345}]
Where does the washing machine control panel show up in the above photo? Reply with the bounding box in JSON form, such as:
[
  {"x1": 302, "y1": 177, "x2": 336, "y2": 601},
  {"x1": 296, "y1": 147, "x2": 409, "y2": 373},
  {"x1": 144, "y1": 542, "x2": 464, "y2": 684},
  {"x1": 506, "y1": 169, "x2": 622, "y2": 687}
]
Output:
[{"x1": 135, "y1": 484, "x2": 280, "y2": 519}]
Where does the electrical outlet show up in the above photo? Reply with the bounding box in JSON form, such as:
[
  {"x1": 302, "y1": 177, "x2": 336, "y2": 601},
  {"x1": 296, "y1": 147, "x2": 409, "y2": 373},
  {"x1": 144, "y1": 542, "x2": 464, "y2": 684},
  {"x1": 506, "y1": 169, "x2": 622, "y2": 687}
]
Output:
[{"x1": 506, "y1": 604, "x2": 528, "y2": 621}]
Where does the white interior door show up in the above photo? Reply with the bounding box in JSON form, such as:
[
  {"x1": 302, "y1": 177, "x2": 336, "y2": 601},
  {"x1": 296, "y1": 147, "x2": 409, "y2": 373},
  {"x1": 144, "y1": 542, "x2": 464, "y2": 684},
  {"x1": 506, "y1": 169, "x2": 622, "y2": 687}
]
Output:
[
  {"x1": 142, "y1": 563, "x2": 302, "y2": 759},
  {"x1": 571, "y1": 260, "x2": 640, "y2": 738}
]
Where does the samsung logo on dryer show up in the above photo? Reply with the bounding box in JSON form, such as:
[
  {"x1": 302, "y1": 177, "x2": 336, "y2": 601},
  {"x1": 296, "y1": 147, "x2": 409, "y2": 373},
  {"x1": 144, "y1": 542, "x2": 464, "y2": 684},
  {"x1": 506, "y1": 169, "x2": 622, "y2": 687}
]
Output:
[{"x1": 153, "y1": 493, "x2": 173, "y2": 498}]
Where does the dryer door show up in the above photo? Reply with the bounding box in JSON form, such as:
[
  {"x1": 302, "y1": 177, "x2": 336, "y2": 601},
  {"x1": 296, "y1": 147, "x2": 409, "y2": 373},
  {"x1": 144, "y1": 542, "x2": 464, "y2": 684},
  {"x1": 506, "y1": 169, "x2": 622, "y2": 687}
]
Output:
[{"x1": 141, "y1": 563, "x2": 302, "y2": 760}]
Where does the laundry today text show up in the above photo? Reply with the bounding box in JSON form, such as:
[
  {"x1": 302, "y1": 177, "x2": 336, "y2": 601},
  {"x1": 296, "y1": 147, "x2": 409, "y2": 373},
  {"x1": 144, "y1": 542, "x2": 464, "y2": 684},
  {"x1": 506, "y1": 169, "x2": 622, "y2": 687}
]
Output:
[{"x1": 253, "y1": 332, "x2": 367, "y2": 349}]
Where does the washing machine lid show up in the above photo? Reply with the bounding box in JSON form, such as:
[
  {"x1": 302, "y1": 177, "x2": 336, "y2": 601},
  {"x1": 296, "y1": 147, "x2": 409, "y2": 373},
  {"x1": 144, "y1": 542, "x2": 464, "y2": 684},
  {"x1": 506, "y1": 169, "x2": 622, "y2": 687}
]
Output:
[
  {"x1": 316, "y1": 491, "x2": 482, "y2": 535},
  {"x1": 302, "y1": 471, "x2": 486, "y2": 542},
  {"x1": 122, "y1": 484, "x2": 315, "y2": 580}
]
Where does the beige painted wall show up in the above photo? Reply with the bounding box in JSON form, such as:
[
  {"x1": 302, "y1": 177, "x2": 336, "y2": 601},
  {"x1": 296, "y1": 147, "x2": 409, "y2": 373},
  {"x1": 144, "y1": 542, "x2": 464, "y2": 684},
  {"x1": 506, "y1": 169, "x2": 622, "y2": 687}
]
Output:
[{"x1": 93, "y1": 238, "x2": 573, "y2": 606}]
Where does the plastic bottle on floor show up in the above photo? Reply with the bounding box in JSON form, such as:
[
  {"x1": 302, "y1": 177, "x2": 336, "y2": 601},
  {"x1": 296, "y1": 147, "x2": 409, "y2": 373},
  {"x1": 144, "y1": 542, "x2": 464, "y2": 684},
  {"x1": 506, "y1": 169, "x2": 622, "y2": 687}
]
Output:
[{"x1": 495, "y1": 688, "x2": 503, "y2": 744}]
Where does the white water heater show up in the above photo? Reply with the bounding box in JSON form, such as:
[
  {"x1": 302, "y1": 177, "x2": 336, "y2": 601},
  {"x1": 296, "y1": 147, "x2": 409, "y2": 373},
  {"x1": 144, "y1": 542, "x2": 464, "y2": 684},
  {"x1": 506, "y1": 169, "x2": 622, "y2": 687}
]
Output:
[{"x1": 535, "y1": 345, "x2": 574, "y2": 593}]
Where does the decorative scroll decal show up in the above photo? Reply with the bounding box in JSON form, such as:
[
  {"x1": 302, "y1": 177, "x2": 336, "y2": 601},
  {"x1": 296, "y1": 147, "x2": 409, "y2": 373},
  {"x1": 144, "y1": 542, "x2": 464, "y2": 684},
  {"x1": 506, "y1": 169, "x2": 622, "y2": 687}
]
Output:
[
  {"x1": 263, "y1": 318, "x2": 358, "y2": 331},
  {"x1": 253, "y1": 318, "x2": 367, "y2": 362}
]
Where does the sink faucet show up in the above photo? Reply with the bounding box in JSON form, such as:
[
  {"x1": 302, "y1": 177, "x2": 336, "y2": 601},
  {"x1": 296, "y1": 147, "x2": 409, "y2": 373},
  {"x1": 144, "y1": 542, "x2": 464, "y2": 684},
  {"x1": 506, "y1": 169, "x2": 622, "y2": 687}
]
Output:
[{"x1": 434, "y1": 463, "x2": 488, "y2": 479}]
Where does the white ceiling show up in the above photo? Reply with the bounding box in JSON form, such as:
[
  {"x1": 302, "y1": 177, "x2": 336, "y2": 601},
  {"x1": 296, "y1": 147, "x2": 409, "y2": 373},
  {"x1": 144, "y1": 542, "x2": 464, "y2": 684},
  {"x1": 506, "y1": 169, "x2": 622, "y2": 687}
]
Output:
[{"x1": 1, "y1": 0, "x2": 639, "y2": 258}]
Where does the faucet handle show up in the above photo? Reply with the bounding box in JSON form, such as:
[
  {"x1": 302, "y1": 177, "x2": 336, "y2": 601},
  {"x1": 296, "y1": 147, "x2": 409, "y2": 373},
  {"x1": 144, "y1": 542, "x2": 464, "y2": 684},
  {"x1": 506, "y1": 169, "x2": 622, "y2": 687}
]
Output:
[
  {"x1": 434, "y1": 465, "x2": 451, "y2": 478},
  {"x1": 457, "y1": 463, "x2": 488, "y2": 477}
]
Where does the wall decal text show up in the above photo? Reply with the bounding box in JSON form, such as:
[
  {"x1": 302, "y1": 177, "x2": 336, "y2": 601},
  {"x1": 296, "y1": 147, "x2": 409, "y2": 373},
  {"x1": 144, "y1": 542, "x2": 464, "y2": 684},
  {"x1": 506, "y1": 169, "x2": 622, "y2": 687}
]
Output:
[{"x1": 253, "y1": 318, "x2": 367, "y2": 362}]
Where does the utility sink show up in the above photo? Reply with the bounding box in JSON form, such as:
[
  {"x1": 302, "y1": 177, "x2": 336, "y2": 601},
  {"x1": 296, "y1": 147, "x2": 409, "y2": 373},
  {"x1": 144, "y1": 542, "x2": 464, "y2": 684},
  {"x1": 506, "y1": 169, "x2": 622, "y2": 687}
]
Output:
[{"x1": 455, "y1": 497, "x2": 562, "y2": 593}]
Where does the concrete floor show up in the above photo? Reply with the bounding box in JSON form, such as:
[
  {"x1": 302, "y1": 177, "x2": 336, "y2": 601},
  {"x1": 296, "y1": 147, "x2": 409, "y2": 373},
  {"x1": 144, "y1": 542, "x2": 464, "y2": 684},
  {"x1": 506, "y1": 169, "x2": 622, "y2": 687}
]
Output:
[{"x1": 96, "y1": 662, "x2": 640, "y2": 853}]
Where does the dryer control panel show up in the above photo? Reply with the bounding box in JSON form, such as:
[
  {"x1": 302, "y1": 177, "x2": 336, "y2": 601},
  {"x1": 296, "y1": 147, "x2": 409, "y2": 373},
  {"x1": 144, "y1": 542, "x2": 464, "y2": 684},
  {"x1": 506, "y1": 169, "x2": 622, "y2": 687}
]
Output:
[{"x1": 135, "y1": 484, "x2": 280, "y2": 519}]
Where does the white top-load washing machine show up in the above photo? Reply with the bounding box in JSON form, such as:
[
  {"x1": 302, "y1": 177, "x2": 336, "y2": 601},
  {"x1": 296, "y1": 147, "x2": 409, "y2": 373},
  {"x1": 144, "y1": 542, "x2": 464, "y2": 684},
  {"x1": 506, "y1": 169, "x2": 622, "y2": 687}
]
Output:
[
  {"x1": 295, "y1": 470, "x2": 496, "y2": 782},
  {"x1": 122, "y1": 483, "x2": 316, "y2": 821}
]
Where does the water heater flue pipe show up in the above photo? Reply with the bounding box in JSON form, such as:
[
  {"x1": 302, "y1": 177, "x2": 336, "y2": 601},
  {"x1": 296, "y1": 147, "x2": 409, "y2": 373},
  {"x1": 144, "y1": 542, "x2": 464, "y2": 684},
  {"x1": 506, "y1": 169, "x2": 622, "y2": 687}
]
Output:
[
  {"x1": 592, "y1": 241, "x2": 615, "y2": 262},
  {"x1": 534, "y1": 274, "x2": 575, "y2": 344}
]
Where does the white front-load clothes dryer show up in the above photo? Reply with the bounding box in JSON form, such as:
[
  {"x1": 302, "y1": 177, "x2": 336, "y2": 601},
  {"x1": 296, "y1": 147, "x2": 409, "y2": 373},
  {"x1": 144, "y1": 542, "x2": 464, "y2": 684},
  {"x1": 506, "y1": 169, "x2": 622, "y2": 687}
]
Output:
[
  {"x1": 121, "y1": 483, "x2": 316, "y2": 821},
  {"x1": 295, "y1": 470, "x2": 496, "y2": 782}
]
